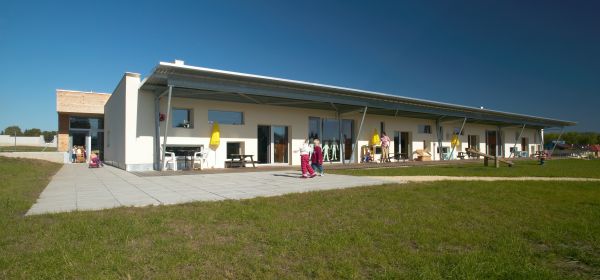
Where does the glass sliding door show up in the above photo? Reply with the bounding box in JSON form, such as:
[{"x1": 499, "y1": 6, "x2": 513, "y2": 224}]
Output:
[
  {"x1": 272, "y1": 126, "x2": 289, "y2": 163},
  {"x1": 322, "y1": 119, "x2": 340, "y2": 162},
  {"x1": 342, "y1": 119, "x2": 354, "y2": 161}
]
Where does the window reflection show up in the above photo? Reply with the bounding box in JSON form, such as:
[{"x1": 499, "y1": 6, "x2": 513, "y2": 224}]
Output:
[
  {"x1": 208, "y1": 110, "x2": 243, "y2": 125},
  {"x1": 173, "y1": 109, "x2": 193, "y2": 128}
]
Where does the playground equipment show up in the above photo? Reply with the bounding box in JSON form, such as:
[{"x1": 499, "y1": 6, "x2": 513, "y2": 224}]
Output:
[{"x1": 465, "y1": 148, "x2": 514, "y2": 168}]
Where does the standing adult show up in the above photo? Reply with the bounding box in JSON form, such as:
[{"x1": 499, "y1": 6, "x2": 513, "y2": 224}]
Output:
[{"x1": 380, "y1": 131, "x2": 391, "y2": 163}]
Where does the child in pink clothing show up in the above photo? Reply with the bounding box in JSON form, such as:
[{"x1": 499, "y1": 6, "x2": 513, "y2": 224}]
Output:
[{"x1": 298, "y1": 139, "x2": 317, "y2": 178}]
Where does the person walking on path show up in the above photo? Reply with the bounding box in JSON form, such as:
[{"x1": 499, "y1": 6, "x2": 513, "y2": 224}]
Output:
[
  {"x1": 296, "y1": 139, "x2": 317, "y2": 178},
  {"x1": 311, "y1": 139, "x2": 324, "y2": 176}
]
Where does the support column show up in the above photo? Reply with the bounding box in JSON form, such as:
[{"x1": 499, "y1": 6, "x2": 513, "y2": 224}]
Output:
[
  {"x1": 154, "y1": 96, "x2": 161, "y2": 170},
  {"x1": 449, "y1": 117, "x2": 467, "y2": 160},
  {"x1": 497, "y1": 126, "x2": 502, "y2": 157},
  {"x1": 337, "y1": 110, "x2": 344, "y2": 164},
  {"x1": 435, "y1": 118, "x2": 443, "y2": 160},
  {"x1": 550, "y1": 127, "x2": 565, "y2": 157},
  {"x1": 540, "y1": 128, "x2": 545, "y2": 152},
  {"x1": 511, "y1": 124, "x2": 526, "y2": 158},
  {"x1": 161, "y1": 85, "x2": 173, "y2": 171},
  {"x1": 350, "y1": 106, "x2": 367, "y2": 163}
]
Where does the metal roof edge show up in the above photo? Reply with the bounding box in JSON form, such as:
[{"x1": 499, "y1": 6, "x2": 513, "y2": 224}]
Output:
[{"x1": 152, "y1": 61, "x2": 576, "y2": 127}]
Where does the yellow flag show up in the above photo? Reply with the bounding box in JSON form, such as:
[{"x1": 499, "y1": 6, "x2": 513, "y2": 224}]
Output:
[
  {"x1": 209, "y1": 122, "x2": 220, "y2": 149},
  {"x1": 371, "y1": 129, "x2": 380, "y2": 146}
]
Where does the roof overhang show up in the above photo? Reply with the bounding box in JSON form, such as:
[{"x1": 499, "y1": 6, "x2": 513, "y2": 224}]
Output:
[{"x1": 139, "y1": 62, "x2": 576, "y2": 128}]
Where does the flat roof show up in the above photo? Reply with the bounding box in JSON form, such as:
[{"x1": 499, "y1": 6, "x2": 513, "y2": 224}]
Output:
[{"x1": 139, "y1": 61, "x2": 576, "y2": 128}]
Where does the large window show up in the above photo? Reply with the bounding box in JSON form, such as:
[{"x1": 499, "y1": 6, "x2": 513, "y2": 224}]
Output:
[
  {"x1": 418, "y1": 125, "x2": 432, "y2": 134},
  {"x1": 342, "y1": 119, "x2": 354, "y2": 160},
  {"x1": 322, "y1": 119, "x2": 340, "y2": 162},
  {"x1": 308, "y1": 117, "x2": 321, "y2": 140},
  {"x1": 208, "y1": 110, "x2": 243, "y2": 125},
  {"x1": 69, "y1": 117, "x2": 103, "y2": 130},
  {"x1": 173, "y1": 108, "x2": 193, "y2": 128},
  {"x1": 308, "y1": 117, "x2": 353, "y2": 162},
  {"x1": 226, "y1": 142, "x2": 243, "y2": 159}
]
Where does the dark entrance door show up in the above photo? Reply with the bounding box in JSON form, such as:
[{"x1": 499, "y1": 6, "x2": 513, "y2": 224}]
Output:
[
  {"x1": 486, "y1": 131, "x2": 497, "y2": 156},
  {"x1": 257, "y1": 125, "x2": 271, "y2": 164},
  {"x1": 401, "y1": 132, "x2": 409, "y2": 157}
]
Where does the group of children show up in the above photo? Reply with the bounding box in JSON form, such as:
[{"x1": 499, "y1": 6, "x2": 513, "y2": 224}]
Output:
[
  {"x1": 70, "y1": 145, "x2": 103, "y2": 167},
  {"x1": 70, "y1": 146, "x2": 87, "y2": 163},
  {"x1": 298, "y1": 138, "x2": 325, "y2": 178}
]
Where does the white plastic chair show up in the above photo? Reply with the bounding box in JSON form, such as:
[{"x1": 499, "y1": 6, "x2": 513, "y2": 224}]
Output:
[
  {"x1": 164, "y1": 152, "x2": 178, "y2": 171},
  {"x1": 193, "y1": 151, "x2": 208, "y2": 170}
]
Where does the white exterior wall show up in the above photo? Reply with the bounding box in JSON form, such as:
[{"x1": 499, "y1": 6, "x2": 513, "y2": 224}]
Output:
[
  {"x1": 107, "y1": 87, "x2": 547, "y2": 171},
  {"x1": 501, "y1": 127, "x2": 541, "y2": 157},
  {"x1": 0, "y1": 135, "x2": 57, "y2": 147},
  {"x1": 155, "y1": 98, "x2": 340, "y2": 168},
  {"x1": 103, "y1": 73, "x2": 142, "y2": 170}
]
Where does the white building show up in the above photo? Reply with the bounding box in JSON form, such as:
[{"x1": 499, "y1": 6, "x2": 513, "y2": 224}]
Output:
[{"x1": 92, "y1": 60, "x2": 574, "y2": 171}]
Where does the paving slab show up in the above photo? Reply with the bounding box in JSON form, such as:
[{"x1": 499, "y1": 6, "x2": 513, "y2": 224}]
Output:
[{"x1": 26, "y1": 164, "x2": 385, "y2": 215}]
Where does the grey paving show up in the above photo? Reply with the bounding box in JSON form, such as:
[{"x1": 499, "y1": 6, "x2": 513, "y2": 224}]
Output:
[{"x1": 27, "y1": 164, "x2": 386, "y2": 215}]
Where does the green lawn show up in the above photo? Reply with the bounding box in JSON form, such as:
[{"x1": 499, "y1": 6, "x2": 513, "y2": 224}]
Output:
[
  {"x1": 0, "y1": 145, "x2": 57, "y2": 152},
  {"x1": 330, "y1": 159, "x2": 600, "y2": 178},
  {"x1": 1, "y1": 157, "x2": 599, "y2": 279}
]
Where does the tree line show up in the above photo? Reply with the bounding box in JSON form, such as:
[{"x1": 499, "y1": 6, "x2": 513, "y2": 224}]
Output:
[
  {"x1": 544, "y1": 132, "x2": 600, "y2": 146},
  {"x1": 1, "y1": 126, "x2": 57, "y2": 143}
]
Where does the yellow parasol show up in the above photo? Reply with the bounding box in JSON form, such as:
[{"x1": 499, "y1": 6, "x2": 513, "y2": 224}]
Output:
[
  {"x1": 370, "y1": 129, "x2": 380, "y2": 146},
  {"x1": 209, "y1": 122, "x2": 220, "y2": 150},
  {"x1": 451, "y1": 134, "x2": 461, "y2": 148}
]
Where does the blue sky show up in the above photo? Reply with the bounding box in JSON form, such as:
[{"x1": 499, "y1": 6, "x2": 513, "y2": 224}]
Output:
[{"x1": 1, "y1": 0, "x2": 598, "y2": 132}]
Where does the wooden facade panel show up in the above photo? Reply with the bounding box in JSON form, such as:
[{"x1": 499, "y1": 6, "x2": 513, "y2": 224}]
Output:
[
  {"x1": 57, "y1": 113, "x2": 70, "y2": 152},
  {"x1": 56, "y1": 90, "x2": 110, "y2": 114}
]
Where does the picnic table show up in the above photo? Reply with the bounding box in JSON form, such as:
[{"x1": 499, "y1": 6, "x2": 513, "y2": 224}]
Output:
[
  {"x1": 180, "y1": 149, "x2": 198, "y2": 170},
  {"x1": 457, "y1": 152, "x2": 466, "y2": 160},
  {"x1": 386, "y1": 152, "x2": 409, "y2": 162},
  {"x1": 229, "y1": 154, "x2": 256, "y2": 168}
]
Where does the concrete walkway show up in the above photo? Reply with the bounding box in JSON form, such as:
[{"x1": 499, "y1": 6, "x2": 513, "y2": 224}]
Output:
[
  {"x1": 372, "y1": 175, "x2": 600, "y2": 183},
  {"x1": 27, "y1": 164, "x2": 385, "y2": 215}
]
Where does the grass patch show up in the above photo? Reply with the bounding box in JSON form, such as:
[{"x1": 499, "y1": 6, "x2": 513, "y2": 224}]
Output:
[
  {"x1": 0, "y1": 146, "x2": 57, "y2": 152},
  {"x1": 1, "y1": 157, "x2": 599, "y2": 279},
  {"x1": 330, "y1": 159, "x2": 600, "y2": 178}
]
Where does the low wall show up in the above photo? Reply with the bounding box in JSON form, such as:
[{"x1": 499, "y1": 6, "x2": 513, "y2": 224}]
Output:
[
  {"x1": 0, "y1": 152, "x2": 67, "y2": 163},
  {"x1": 0, "y1": 135, "x2": 57, "y2": 147}
]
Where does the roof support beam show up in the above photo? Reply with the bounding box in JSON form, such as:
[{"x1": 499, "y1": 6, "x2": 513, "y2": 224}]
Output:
[
  {"x1": 449, "y1": 117, "x2": 467, "y2": 160},
  {"x1": 265, "y1": 100, "x2": 321, "y2": 106},
  {"x1": 350, "y1": 106, "x2": 368, "y2": 163},
  {"x1": 329, "y1": 102, "x2": 338, "y2": 111},
  {"x1": 154, "y1": 96, "x2": 161, "y2": 170},
  {"x1": 436, "y1": 117, "x2": 444, "y2": 160},
  {"x1": 510, "y1": 124, "x2": 526, "y2": 158},
  {"x1": 550, "y1": 127, "x2": 565, "y2": 157},
  {"x1": 237, "y1": 93, "x2": 262, "y2": 104},
  {"x1": 161, "y1": 85, "x2": 173, "y2": 171}
]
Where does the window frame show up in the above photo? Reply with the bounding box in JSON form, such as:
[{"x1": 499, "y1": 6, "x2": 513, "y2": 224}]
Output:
[
  {"x1": 172, "y1": 108, "x2": 194, "y2": 129},
  {"x1": 208, "y1": 110, "x2": 244, "y2": 125},
  {"x1": 418, "y1": 124, "x2": 432, "y2": 134}
]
